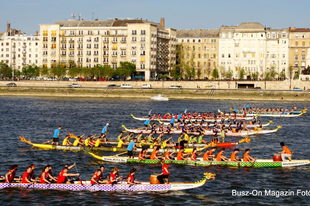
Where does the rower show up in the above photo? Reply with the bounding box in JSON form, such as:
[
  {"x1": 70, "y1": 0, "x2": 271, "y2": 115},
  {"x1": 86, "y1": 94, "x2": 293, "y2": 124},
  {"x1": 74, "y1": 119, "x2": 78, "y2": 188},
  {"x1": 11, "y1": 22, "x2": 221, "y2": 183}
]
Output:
[
  {"x1": 170, "y1": 115, "x2": 176, "y2": 127},
  {"x1": 117, "y1": 136, "x2": 125, "y2": 148},
  {"x1": 216, "y1": 148, "x2": 229, "y2": 162},
  {"x1": 161, "y1": 136, "x2": 172, "y2": 149},
  {"x1": 177, "y1": 148, "x2": 189, "y2": 161},
  {"x1": 57, "y1": 167, "x2": 79, "y2": 184},
  {"x1": 47, "y1": 165, "x2": 57, "y2": 182},
  {"x1": 109, "y1": 168, "x2": 120, "y2": 184},
  {"x1": 62, "y1": 135, "x2": 72, "y2": 146},
  {"x1": 29, "y1": 164, "x2": 36, "y2": 180},
  {"x1": 98, "y1": 165, "x2": 109, "y2": 184},
  {"x1": 5, "y1": 165, "x2": 20, "y2": 183},
  {"x1": 85, "y1": 136, "x2": 95, "y2": 147},
  {"x1": 117, "y1": 131, "x2": 124, "y2": 141},
  {"x1": 95, "y1": 135, "x2": 106, "y2": 147},
  {"x1": 198, "y1": 133, "x2": 207, "y2": 144},
  {"x1": 138, "y1": 136, "x2": 148, "y2": 148},
  {"x1": 127, "y1": 138, "x2": 137, "y2": 159},
  {"x1": 144, "y1": 117, "x2": 151, "y2": 131},
  {"x1": 21, "y1": 166, "x2": 34, "y2": 183},
  {"x1": 147, "y1": 132, "x2": 155, "y2": 143},
  {"x1": 101, "y1": 123, "x2": 109, "y2": 135},
  {"x1": 190, "y1": 147, "x2": 200, "y2": 161},
  {"x1": 91, "y1": 169, "x2": 102, "y2": 185},
  {"x1": 138, "y1": 148, "x2": 147, "y2": 160},
  {"x1": 230, "y1": 149, "x2": 240, "y2": 162},
  {"x1": 278, "y1": 142, "x2": 292, "y2": 161},
  {"x1": 243, "y1": 149, "x2": 256, "y2": 164},
  {"x1": 203, "y1": 149, "x2": 212, "y2": 161},
  {"x1": 40, "y1": 166, "x2": 56, "y2": 184},
  {"x1": 150, "y1": 146, "x2": 162, "y2": 160},
  {"x1": 165, "y1": 148, "x2": 174, "y2": 160},
  {"x1": 127, "y1": 167, "x2": 140, "y2": 185},
  {"x1": 157, "y1": 160, "x2": 170, "y2": 184},
  {"x1": 73, "y1": 135, "x2": 85, "y2": 146},
  {"x1": 148, "y1": 109, "x2": 152, "y2": 116},
  {"x1": 52, "y1": 126, "x2": 62, "y2": 145}
]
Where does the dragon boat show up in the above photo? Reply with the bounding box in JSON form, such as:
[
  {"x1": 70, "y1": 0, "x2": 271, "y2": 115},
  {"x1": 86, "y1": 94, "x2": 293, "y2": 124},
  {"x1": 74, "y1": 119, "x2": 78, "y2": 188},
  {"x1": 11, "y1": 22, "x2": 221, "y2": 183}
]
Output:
[
  {"x1": 19, "y1": 136, "x2": 248, "y2": 154},
  {"x1": 122, "y1": 125, "x2": 282, "y2": 137},
  {"x1": 220, "y1": 108, "x2": 306, "y2": 117},
  {"x1": 131, "y1": 114, "x2": 255, "y2": 123},
  {"x1": 162, "y1": 120, "x2": 273, "y2": 128},
  {"x1": 86, "y1": 149, "x2": 310, "y2": 168},
  {"x1": 0, "y1": 172, "x2": 215, "y2": 192}
]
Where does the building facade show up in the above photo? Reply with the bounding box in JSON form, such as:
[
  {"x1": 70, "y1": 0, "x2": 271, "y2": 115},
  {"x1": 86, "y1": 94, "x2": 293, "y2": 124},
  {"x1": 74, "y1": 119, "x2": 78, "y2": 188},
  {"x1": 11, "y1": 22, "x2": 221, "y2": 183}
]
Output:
[
  {"x1": 0, "y1": 23, "x2": 40, "y2": 72},
  {"x1": 39, "y1": 18, "x2": 176, "y2": 80},
  {"x1": 288, "y1": 27, "x2": 310, "y2": 77},
  {"x1": 176, "y1": 29, "x2": 219, "y2": 78}
]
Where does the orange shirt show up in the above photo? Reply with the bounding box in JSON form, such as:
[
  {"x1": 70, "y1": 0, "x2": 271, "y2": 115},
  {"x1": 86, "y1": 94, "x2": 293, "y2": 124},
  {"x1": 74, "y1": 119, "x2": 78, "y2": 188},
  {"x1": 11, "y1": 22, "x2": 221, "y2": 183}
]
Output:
[
  {"x1": 230, "y1": 152, "x2": 236, "y2": 162},
  {"x1": 203, "y1": 152, "x2": 209, "y2": 161},
  {"x1": 283, "y1": 146, "x2": 292, "y2": 155},
  {"x1": 243, "y1": 153, "x2": 249, "y2": 162},
  {"x1": 208, "y1": 150, "x2": 214, "y2": 155},
  {"x1": 165, "y1": 151, "x2": 170, "y2": 160},
  {"x1": 177, "y1": 151, "x2": 183, "y2": 160},
  {"x1": 191, "y1": 152, "x2": 196, "y2": 161},
  {"x1": 216, "y1": 152, "x2": 223, "y2": 161},
  {"x1": 150, "y1": 150, "x2": 157, "y2": 160}
]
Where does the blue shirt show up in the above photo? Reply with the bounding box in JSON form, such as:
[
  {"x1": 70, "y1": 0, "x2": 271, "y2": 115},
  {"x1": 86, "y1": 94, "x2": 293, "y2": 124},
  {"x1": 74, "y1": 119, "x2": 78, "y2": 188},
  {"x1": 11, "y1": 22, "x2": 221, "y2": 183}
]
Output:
[
  {"x1": 148, "y1": 110, "x2": 152, "y2": 115},
  {"x1": 170, "y1": 117, "x2": 175, "y2": 124},
  {"x1": 101, "y1": 126, "x2": 108, "y2": 134},
  {"x1": 177, "y1": 115, "x2": 182, "y2": 120},
  {"x1": 184, "y1": 109, "x2": 187, "y2": 114},
  {"x1": 247, "y1": 104, "x2": 250, "y2": 109},
  {"x1": 144, "y1": 119, "x2": 150, "y2": 125},
  {"x1": 53, "y1": 128, "x2": 60, "y2": 138},
  {"x1": 127, "y1": 140, "x2": 135, "y2": 151}
]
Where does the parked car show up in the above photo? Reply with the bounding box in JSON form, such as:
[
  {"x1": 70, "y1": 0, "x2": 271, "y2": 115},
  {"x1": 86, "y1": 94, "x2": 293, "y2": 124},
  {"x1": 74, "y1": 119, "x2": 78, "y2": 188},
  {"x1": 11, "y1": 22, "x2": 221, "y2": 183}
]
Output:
[
  {"x1": 142, "y1": 84, "x2": 152, "y2": 89},
  {"x1": 6, "y1": 83, "x2": 17, "y2": 87},
  {"x1": 293, "y1": 87, "x2": 302, "y2": 91},
  {"x1": 253, "y1": 87, "x2": 261, "y2": 90},
  {"x1": 107, "y1": 84, "x2": 119, "y2": 88},
  {"x1": 169, "y1": 85, "x2": 182, "y2": 89},
  {"x1": 98, "y1": 78, "x2": 107, "y2": 81},
  {"x1": 121, "y1": 84, "x2": 132, "y2": 88},
  {"x1": 68, "y1": 83, "x2": 81, "y2": 88},
  {"x1": 205, "y1": 85, "x2": 216, "y2": 89}
]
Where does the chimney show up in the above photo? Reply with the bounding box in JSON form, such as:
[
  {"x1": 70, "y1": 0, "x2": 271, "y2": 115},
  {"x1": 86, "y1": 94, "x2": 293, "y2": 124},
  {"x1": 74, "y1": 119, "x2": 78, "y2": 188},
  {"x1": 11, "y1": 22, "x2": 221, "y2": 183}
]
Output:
[
  {"x1": 7, "y1": 23, "x2": 11, "y2": 36},
  {"x1": 160, "y1": 18, "x2": 165, "y2": 27},
  {"x1": 35, "y1": 31, "x2": 38, "y2": 36}
]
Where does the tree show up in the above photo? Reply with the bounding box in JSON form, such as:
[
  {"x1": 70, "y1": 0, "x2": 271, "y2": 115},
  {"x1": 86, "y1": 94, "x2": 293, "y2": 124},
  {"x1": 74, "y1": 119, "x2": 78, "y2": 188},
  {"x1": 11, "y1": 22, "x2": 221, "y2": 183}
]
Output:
[
  {"x1": 170, "y1": 65, "x2": 182, "y2": 80},
  {"x1": 41, "y1": 67, "x2": 49, "y2": 77},
  {"x1": 197, "y1": 68, "x2": 202, "y2": 80},
  {"x1": 225, "y1": 70, "x2": 233, "y2": 79},
  {"x1": 0, "y1": 61, "x2": 13, "y2": 77},
  {"x1": 251, "y1": 71, "x2": 259, "y2": 80},
  {"x1": 238, "y1": 68, "x2": 246, "y2": 79},
  {"x1": 270, "y1": 67, "x2": 278, "y2": 80},
  {"x1": 294, "y1": 68, "x2": 300, "y2": 79},
  {"x1": 264, "y1": 71, "x2": 272, "y2": 80},
  {"x1": 279, "y1": 71, "x2": 286, "y2": 80},
  {"x1": 288, "y1": 65, "x2": 294, "y2": 90},
  {"x1": 191, "y1": 67, "x2": 196, "y2": 79},
  {"x1": 211, "y1": 67, "x2": 219, "y2": 79}
]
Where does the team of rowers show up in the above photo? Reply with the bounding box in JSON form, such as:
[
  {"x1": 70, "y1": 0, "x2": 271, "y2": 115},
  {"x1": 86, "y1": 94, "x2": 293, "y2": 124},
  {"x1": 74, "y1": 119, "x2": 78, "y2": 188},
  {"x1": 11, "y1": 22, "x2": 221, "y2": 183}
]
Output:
[
  {"x1": 136, "y1": 141, "x2": 292, "y2": 162},
  {"x1": 0, "y1": 163, "x2": 170, "y2": 185},
  {"x1": 231, "y1": 105, "x2": 299, "y2": 114}
]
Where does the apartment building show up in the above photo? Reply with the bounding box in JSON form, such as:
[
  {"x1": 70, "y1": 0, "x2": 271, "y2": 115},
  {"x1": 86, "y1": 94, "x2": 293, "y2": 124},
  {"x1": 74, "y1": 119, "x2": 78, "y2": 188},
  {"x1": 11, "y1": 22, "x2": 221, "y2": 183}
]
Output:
[
  {"x1": 288, "y1": 27, "x2": 310, "y2": 76},
  {"x1": 219, "y1": 22, "x2": 267, "y2": 79},
  {"x1": 176, "y1": 29, "x2": 219, "y2": 78},
  {"x1": 265, "y1": 28, "x2": 289, "y2": 77},
  {"x1": 0, "y1": 23, "x2": 40, "y2": 71},
  {"x1": 39, "y1": 18, "x2": 176, "y2": 80}
]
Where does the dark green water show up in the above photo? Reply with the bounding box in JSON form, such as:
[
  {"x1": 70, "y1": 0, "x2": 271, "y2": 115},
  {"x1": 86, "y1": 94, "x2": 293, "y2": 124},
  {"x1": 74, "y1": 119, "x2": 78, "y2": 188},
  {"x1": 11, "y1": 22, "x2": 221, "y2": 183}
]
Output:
[{"x1": 0, "y1": 97, "x2": 309, "y2": 205}]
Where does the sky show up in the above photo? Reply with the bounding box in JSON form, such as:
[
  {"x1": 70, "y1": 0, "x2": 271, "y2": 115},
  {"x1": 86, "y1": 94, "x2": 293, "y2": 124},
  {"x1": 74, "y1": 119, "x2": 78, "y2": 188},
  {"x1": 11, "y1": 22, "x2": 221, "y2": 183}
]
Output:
[{"x1": 0, "y1": 0, "x2": 309, "y2": 35}]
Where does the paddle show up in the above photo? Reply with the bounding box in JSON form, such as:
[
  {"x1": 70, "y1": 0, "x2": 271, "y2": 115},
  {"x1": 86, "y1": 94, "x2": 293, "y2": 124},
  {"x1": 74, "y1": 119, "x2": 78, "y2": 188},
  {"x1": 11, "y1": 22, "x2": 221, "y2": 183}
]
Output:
[
  {"x1": 43, "y1": 139, "x2": 53, "y2": 144},
  {"x1": 74, "y1": 164, "x2": 83, "y2": 186},
  {"x1": 27, "y1": 181, "x2": 35, "y2": 188},
  {"x1": 114, "y1": 151, "x2": 128, "y2": 157}
]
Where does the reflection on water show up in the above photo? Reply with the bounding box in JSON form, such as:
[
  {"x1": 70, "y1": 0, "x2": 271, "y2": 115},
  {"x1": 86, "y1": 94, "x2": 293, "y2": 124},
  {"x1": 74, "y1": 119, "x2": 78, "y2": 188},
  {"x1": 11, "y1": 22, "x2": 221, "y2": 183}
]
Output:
[{"x1": 0, "y1": 97, "x2": 309, "y2": 205}]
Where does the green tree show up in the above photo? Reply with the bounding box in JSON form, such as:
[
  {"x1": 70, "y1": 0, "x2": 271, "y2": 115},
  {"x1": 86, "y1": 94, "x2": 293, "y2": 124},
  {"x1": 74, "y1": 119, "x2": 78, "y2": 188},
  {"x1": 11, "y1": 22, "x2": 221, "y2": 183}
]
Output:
[
  {"x1": 264, "y1": 72, "x2": 272, "y2": 80},
  {"x1": 279, "y1": 71, "x2": 286, "y2": 80},
  {"x1": 197, "y1": 68, "x2": 202, "y2": 80},
  {"x1": 225, "y1": 70, "x2": 233, "y2": 79},
  {"x1": 211, "y1": 67, "x2": 219, "y2": 79},
  {"x1": 238, "y1": 68, "x2": 246, "y2": 79},
  {"x1": 170, "y1": 65, "x2": 182, "y2": 80},
  {"x1": 191, "y1": 67, "x2": 196, "y2": 79},
  {"x1": 270, "y1": 67, "x2": 278, "y2": 79},
  {"x1": 41, "y1": 67, "x2": 49, "y2": 77},
  {"x1": 0, "y1": 61, "x2": 13, "y2": 77},
  {"x1": 294, "y1": 68, "x2": 300, "y2": 79},
  {"x1": 102, "y1": 65, "x2": 114, "y2": 78},
  {"x1": 251, "y1": 71, "x2": 259, "y2": 80},
  {"x1": 68, "y1": 67, "x2": 79, "y2": 77}
]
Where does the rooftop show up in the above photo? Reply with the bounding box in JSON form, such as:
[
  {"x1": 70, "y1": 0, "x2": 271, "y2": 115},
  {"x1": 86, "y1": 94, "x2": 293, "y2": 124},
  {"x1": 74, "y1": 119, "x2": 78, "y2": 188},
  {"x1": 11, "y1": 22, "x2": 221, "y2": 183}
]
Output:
[{"x1": 176, "y1": 29, "x2": 219, "y2": 38}]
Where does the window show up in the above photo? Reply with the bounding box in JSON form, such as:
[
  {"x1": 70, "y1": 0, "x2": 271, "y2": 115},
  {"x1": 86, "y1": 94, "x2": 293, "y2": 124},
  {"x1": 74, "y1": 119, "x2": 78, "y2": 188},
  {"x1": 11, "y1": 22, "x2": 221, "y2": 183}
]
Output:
[
  {"x1": 132, "y1": 30, "x2": 137, "y2": 35},
  {"x1": 132, "y1": 37, "x2": 136, "y2": 42},
  {"x1": 141, "y1": 37, "x2": 145, "y2": 42},
  {"x1": 79, "y1": 30, "x2": 83, "y2": 35},
  {"x1": 295, "y1": 55, "x2": 298, "y2": 61},
  {"x1": 193, "y1": 46, "x2": 195, "y2": 51},
  {"x1": 302, "y1": 55, "x2": 305, "y2": 61},
  {"x1": 222, "y1": 54, "x2": 224, "y2": 58},
  {"x1": 282, "y1": 54, "x2": 285, "y2": 58},
  {"x1": 141, "y1": 30, "x2": 146, "y2": 35},
  {"x1": 140, "y1": 51, "x2": 145, "y2": 56}
]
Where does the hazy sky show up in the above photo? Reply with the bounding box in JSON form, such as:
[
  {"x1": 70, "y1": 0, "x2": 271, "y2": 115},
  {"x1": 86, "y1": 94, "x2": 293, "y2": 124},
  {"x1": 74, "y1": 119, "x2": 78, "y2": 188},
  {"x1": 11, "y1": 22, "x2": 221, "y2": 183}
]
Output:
[{"x1": 1, "y1": 0, "x2": 309, "y2": 35}]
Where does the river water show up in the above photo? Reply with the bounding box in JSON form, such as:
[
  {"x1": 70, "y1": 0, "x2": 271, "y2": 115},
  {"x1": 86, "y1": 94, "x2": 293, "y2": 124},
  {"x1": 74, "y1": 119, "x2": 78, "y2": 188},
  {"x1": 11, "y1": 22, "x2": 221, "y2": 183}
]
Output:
[{"x1": 0, "y1": 97, "x2": 309, "y2": 205}]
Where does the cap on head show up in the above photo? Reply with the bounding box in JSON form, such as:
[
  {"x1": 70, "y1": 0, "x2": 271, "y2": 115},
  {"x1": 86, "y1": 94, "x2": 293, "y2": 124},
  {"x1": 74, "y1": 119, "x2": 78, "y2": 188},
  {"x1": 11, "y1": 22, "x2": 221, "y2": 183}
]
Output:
[{"x1": 106, "y1": 123, "x2": 109, "y2": 126}]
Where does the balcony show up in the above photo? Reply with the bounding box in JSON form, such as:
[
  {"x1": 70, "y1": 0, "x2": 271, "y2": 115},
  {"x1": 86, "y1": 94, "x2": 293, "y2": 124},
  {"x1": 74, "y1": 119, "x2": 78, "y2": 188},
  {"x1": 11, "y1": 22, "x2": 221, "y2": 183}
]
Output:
[
  {"x1": 112, "y1": 40, "x2": 117, "y2": 43},
  {"x1": 69, "y1": 40, "x2": 74, "y2": 43},
  {"x1": 94, "y1": 53, "x2": 98, "y2": 56},
  {"x1": 103, "y1": 46, "x2": 109, "y2": 49},
  {"x1": 94, "y1": 39, "x2": 99, "y2": 42},
  {"x1": 13, "y1": 44, "x2": 16, "y2": 48},
  {"x1": 61, "y1": 40, "x2": 66, "y2": 43},
  {"x1": 120, "y1": 40, "x2": 126, "y2": 43},
  {"x1": 121, "y1": 54, "x2": 126, "y2": 57},
  {"x1": 112, "y1": 54, "x2": 117, "y2": 57},
  {"x1": 87, "y1": 39, "x2": 91, "y2": 42},
  {"x1": 22, "y1": 45, "x2": 26, "y2": 48},
  {"x1": 77, "y1": 40, "x2": 83, "y2": 43},
  {"x1": 61, "y1": 47, "x2": 67, "y2": 50},
  {"x1": 111, "y1": 59, "x2": 117, "y2": 63},
  {"x1": 120, "y1": 47, "x2": 126, "y2": 50},
  {"x1": 22, "y1": 62, "x2": 26, "y2": 65},
  {"x1": 77, "y1": 54, "x2": 83, "y2": 57},
  {"x1": 69, "y1": 54, "x2": 74, "y2": 57},
  {"x1": 77, "y1": 47, "x2": 83, "y2": 50},
  {"x1": 103, "y1": 39, "x2": 109, "y2": 43},
  {"x1": 103, "y1": 53, "x2": 109, "y2": 56},
  {"x1": 103, "y1": 60, "x2": 108, "y2": 64},
  {"x1": 61, "y1": 54, "x2": 66, "y2": 57},
  {"x1": 12, "y1": 50, "x2": 16, "y2": 53},
  {"x1": 86, "y1": 53, "x2": 91, "y2": 56},
  {"x1": 69, "y1": 47, "x2": 75, "y2": 49}
]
